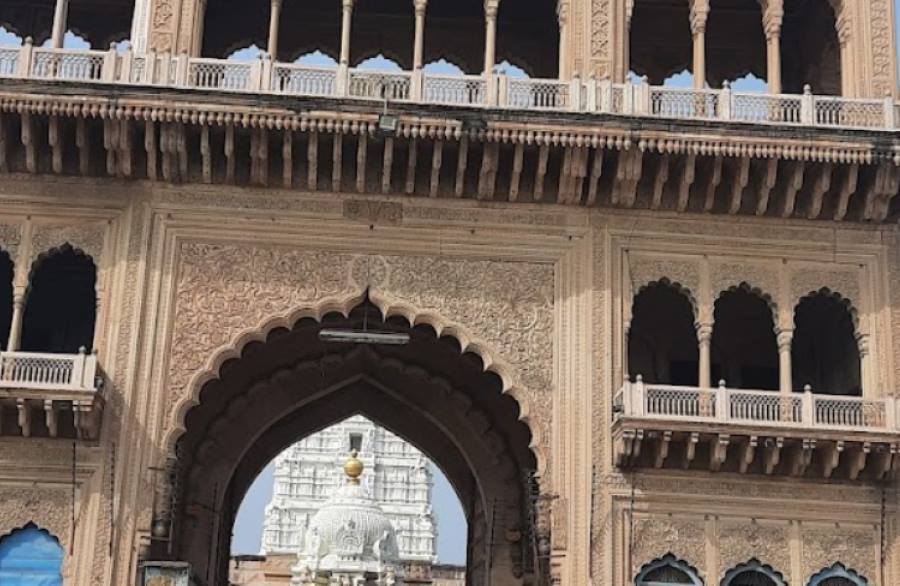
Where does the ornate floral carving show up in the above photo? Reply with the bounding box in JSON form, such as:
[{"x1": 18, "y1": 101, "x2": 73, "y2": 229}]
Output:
[
  {"x1": 718, "y1": 520, "x2": 790, "y2": 576},
  {"x1": 30, "y1": 223, "x2": 106, "y2": 266},
  {"x1": 631, "y1": 515, "x2": 706, "y2": 578},
  {"x1": 164, "y1": 242, "x2": 554, "y2": 469},
  {"x1": 0, "y1": 486, "x2": 71, "y2": 548},
  {"x1": 789, "y1": 266, "x2": 860, "y2": 313},
  {"x1": 628, "y1": 256, "x2": 701, "y2": 312},
  {"x1": 0, "y1": 222, "x2": 22, "y2": 261},
  {"x1": 590, "y1": 0, "x2": 611, "y2": 77},
  {"x1": 868, "y1": 0, "x2": 894, "y2": 96},
  {"x1": 801, "y1": 524, "x2": 877, "y2": 581},
  {"x1": 150, "y1": 0, "x2": 176, "y2": 52},
  {"x1": 710, "y1": 261, "x2": 779, "y2": 308}
]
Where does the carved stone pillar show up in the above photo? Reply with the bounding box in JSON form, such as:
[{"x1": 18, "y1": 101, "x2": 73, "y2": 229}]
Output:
[
  {"x1": 483, "y1": 0, "x2": 499, "y2": 74},
  {"x1": 557, "y1": 1, "x2": 568, "y2": 79},
  {"x1": 697, "y1": 323, "x2": 712, "y2": 388},
  {"x1": 339, "y1": 0, "x2": 355, "y2": 66},
  {"x1": 776, "y1": 328, "x2": 793, "y2": 394},
  {"x1": 761, "y1": 0, "x2": 784, "y2": 94},
  {"x1": 51, "y1": 0, "x2": 69, "y2": 48},
  {"x1": 268, "y1": 0, "x2": 283, "y2": 59},
  {"x1": 831, "y1": 0, "x2": 853, "y2": 96},
  {"x1": 6, "y1": 289, "x2": 24, "y2": 351},
  {"x1": 412, "y1": 0, "x2": 427, "y2": 70},
  {"x1": 856, "y1": 332, "x2": 871, "y2": 395},
  {"x1": 689, "y1": 0, "x2": 709, "y2": 89}
]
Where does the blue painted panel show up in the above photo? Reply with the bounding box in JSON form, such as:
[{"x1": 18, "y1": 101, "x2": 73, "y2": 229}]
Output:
[{"x1": 0, "y1": 526, "x2": 63, "y2": 586}]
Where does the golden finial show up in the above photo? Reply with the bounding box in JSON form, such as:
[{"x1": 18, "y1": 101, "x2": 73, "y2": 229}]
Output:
[{"x1": 344, "y1": 450, "x2": 364, "y2": 484}]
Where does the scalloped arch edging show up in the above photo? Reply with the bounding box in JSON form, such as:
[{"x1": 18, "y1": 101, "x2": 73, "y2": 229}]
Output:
[
  {"x1": 721, "y1": 559, "x2": 787, "y2": 586},
  {"x1": 635, "y1": 553, "x2": 704, "y2": 585},
  {"x1": 163, "y1": 289, "x2": 542, "y2": 469},
  {"x1": 795, "y1": 287, "x2": 860, "y2": 331},
  {"x1": 633, "y1": 277, "x2": 700, "y2": 318},
  {"x1": 807, "y1": 563, "x2": 869, "y2": 586}
]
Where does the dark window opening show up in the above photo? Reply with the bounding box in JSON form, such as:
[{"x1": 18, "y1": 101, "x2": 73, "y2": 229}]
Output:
[
  {"x1": 21, "y1": 247, "x2": 96, "y2": 354},
  {"x1": 349, "y1": 432, "x2": 363, "y2": 452},
  {"x1": 712, "y1": 286, "x2": 778, "y2": 391},
  {"x1": 628, "y1": 281, "x2": 698, "y2": 385},
  {"x1": 0, "y1": 251, "x2": 12, "y2": 350},
  {"x1": 792, "y1": 292, "x2": 860, "y2": 396}
]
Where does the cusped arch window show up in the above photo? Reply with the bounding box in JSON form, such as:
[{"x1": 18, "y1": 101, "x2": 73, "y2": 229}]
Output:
[
  {"x1": 807, "y1": 563, "x2": 869, "y2": 586},
  {"x1": 635, "y1": 554, "x2": 704, "y2": 586},
  {"x1": 0, "y1": 523, "x2": 64, "y2": 585},
  {"x1": 721, "y1": 559, "x2": 787, "y2": 586}
]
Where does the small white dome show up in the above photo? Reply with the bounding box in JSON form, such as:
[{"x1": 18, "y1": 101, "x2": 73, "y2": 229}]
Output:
[{"x1": 293, "y1": 453, "x2": 402, "y2": 583}]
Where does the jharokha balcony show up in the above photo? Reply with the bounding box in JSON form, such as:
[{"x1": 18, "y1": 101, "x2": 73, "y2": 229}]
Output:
[
  {"x1": 612, "y1": 377, "x2": 900, "y2": 481},
  {"x1": 0, "y1": 348, "x2": 102, "y2": 440},
  {"x1": 0, "y1": 42, "x2": 897, "y2": 132}
]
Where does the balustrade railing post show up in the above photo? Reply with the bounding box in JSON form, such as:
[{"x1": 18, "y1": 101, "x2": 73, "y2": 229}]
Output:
[
  {"x1": 101, "y1": 43, "x2": 118, "y2": 82},
  {"x1": 718, "y1": 81, "x2": 732, "y2": 121},
  {"x1": 485, "y1": 73, "x2": 498, "y2": 107},
  {"x1": 119, "y1": 47, "x2": 133, "y2": 83},
  {"x1": 145, "y1": 51, "x2": 158, "y2": 84},
  {"x1": 410, "y1": 70, "x2": 423, "y2": 102},
  {"x1": 621, "y1": 376, "x2": 633, "y2": 416},
  {"x1": 884, "y1": 94, "x2": 896, "y2": 129},
  {"x1": 800, "y1": 84, "x2": 815, "y2": 125},
  {"x1": 634, "y1": 80, "x2": 650, "y2": 116},
  {"x1": 801, "y1": 386, "x2": 815, "y2": 425},
  {"x1": 716, "y1": 381, "x2": 728, "y2": 422},
  {"x1": 71, "y1": 347, "x2": 87, "y2": 390},
  {"x1": 598, "y1": 79, "x2": 612, "y2": 113},
  {"x1": 584, "y1": 75, "x2": 597, "y2": 112},
  {"x1": 884, "y1": 398, "x2": 897, "y2": 431},
  {"x1": 174, "y1": 52, "x2": 189, "y2": 87},
  {"x1": 622, "y1": 81, "x2": 634, "y2": 115},
  {"x1": 496, "y1": 74, "x2": 509, "y2": 108},
  {"x1": 256, "y1": 57, "x2": 273, "y2": 92},
  {"x1": 633, "y1": 375, "x2": 645, "y2": 417},
  {"x1": 17, "y1": 37, "x2": 34, "y2": 78},
  {"x1": 569, "y1": 74, "x2": 581, "y2": 111},
  {"x1": 336, "y1": 64, "x2": 349, "y2": 97}
]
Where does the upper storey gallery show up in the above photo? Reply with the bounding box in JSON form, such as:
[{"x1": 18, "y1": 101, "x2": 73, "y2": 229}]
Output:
[{"x1": 0, "y1": 0, "x2": 894, "y2": 98}]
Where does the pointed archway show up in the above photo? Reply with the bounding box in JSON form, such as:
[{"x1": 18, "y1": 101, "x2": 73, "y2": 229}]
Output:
[{"x1": 161, "y1": 301, "x2": 543, "y2": 586}]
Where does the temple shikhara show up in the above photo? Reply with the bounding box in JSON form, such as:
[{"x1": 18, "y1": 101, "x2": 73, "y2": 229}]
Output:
[{"x1": 0, "y1": 0, "x2": 897, "y2": 584}]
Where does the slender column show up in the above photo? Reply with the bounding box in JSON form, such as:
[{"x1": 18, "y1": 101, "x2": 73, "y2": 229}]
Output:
[
  {"x1": 412, "y1": 0, "x2": 427, "y2": 70},
  {"x1": 689, "y1": 0, "x2": 709, "y2": 89},
  {"x1": 268, "y1": 0, "x2": 283, "y2": 59},
  {"x1": 834, "y1": 8, "x2": 852, "y2": 96},
  {"x1": 761, "y1": 0, "x2": 783, "y2": 94},
  {"x1": 6, "y1": 289, "x2": 24, "y2": 350},
  {"x1": 50, "y1": 0, "x2": 69, "y2": 49},
  {"x1": 697, "y1": 323, "x2": 712, "y2": 388},
  {"x1": 339, "y1": 0, "x2": 355, "y2": 66},
  {"x1": 776, "y1": 328, "x2": 793, "y2": 394},
  {"x1": 483, "y1": 0, "x2": 499, "y2": 74}
]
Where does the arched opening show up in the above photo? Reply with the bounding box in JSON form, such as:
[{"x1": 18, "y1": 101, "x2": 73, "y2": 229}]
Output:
[
  {"x1": 781, "y1": 0, "x2": 841, "y2": 95},
  {"x1": 711, "y1": 285, "x2": 778, "y2": 390},
  {"x1": 231, "y1": 415, "x2": 468, "y2": 583},
  {"x1": 352, "y1": 0, "x2": 414, "y2": 71},
  {"x1": 0, "y1": 250, "x2": 12, "y2": 350},
  {"x1": 165, "y1": 301, "x2": 541, "y2": 586},
  {"x1": 705, "y1": 0, "x2": 766, "y2": 88},
  {"x1": 628, "y1": 281, "x2": 699, "y2": 386},
  {"x1": 792, "y1": 291, "x2": 860, "y2": 396},
  {"x1": 21, "y1": 246, "x2": 96, "y2": 353},
  {"x1": 420, "y1": 0, "x2": 483, "y2": 74},
  {"x1": 0, "y1": 0, "x2": 132, "y2": 49},
  {"x1": 0, "y1": 524, "x2": 64, "y2": 585},
  {"x1": 807, "y1": 563, "x2": 869, "y2": 586},
  {"x1": 721, "y1": 560, "x2": 787, "y2": 586},
  {"x1": 355, "y1": 53, "x2": 404, "y2": 71},
  {"x1": 630, "y1": 0, "x2": 691, "y2": 85},
  {"x1": 202, "y1": 0, "x2": 340, "y2": 61},
  {"x1": 496, "y1": 0, "x2": 558, "y2": 78},
  {"x1": 635, "y1": 554, "x2": 703, "y2": 585}
]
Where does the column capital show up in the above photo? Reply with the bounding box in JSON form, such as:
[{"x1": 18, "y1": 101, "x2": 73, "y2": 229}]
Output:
[
  {"x1": 856, "y1": 332, "x2": 870, "y2": 358},
  {"x1": 758, "y1": 0, "x2": 784, "y2": 39},
  {"x1": 342, "y1": 0, "x2": 354, "y2": 10},
  {"x1": 696, "y1": 322, "x2": 713, "y2": 343},
  {"x1": 776, "y1": 328, "x2": 793, "y2": 351},
  {"x1": 484, "y1": 0, "x2": 499, "y2": 18},
  {"x1": 689, "y1": 0, "x2": 710, "y2": 35},
  {"x1": 413, "y1": 0, "x2": 427, "y2": 13},
  {"x1": 270, "y1": 0, "x2": 282, "y2": 7}
]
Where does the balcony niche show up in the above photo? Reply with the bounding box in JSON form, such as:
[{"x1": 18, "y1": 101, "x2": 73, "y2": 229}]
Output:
[
  {"x1": 21, "y1": 247, "x2": 96, "y2": 354},
  {"x1": 792, "y1": 292, "x2": 860, "y2": 396},
  {"x1": 781, "y1": 0, "x2": 841, "y2": 95},
  {"x1": 711, "y1": 286, "x2": 778, "y2": 391},
  {"x1": 628, "y1": 280, "x2": 698, "y2": 386}
]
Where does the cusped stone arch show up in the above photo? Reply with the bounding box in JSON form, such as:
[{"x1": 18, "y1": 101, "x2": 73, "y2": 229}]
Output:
[
  {"x1": 0, "y1": 522, "x2": 64, "y2": 585},
  {"x1": 721, "y1": 559, "x2": 787, "y2": 586},
  {"x1": 807, "y1": 563, "x2": 869, "y2": 586},
  {"x1": 794, "y1": 287, "x2": 860, "y2": 332},
  {"x1": 712, "y1": 282, "x2": 780, "y2": 390},
  {"x1": 163, "y1": 289, "x2": 543, "y2": 469},
  {"x1": 630, "y1": 277, "x2": 699, "y2": 321},
  {"x1": 635, "y1": 553, "x2": 704, "y2": 585},
  {"x1": 163, "y1": 293, "x2": 545, "y2": 585},
  {"x1": 715, "y1": 281, "x2": 778, "y2": 323}
]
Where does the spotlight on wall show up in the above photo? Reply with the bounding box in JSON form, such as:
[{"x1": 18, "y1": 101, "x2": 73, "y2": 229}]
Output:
[{"x1": 319, "y1": 329, "x2": 410, "y2": 345}]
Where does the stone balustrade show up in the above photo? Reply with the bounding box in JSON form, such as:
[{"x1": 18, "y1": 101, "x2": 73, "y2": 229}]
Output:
[
  {"x1": 0, "y1": 41, "x2": 897, "y2": 132},
  {"x1": 0, "y1": 348, "x2": 102, "y2": 439},
  {"x1": 614, "y1": 377, "x2": 898, "y2": 433}
]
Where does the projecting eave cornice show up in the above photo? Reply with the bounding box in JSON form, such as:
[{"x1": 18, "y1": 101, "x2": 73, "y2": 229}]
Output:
[{"x1": 0, "y1": 81, "x2": 896, "y2": 167}]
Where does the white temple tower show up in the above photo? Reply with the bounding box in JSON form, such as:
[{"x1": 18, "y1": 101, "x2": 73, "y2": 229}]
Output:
[{"x1": 263, "y1": 416, "x2": 438, "y2": 564}]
